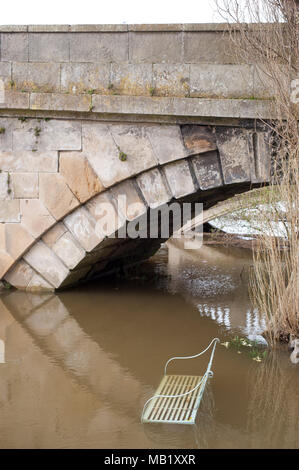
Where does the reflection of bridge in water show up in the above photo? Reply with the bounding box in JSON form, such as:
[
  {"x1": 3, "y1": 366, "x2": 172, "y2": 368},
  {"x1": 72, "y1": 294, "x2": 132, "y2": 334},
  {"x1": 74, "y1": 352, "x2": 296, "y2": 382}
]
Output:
[{"x1": 0, "y1": 292, "x2": 154, "y2": 448}]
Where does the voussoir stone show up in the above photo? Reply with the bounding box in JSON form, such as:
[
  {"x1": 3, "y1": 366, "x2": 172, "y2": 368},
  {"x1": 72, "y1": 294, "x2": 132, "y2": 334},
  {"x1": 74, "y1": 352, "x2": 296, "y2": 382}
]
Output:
[
  {"x1": 59, "y1": 152, "x2": 104, "y2": 203},
  {"x1": 23, "y1": 241, "x2": 69, "y2": 289},
  {"x1": 39, "y1": 173, "x2": 80, "y2": 220},
  {"x1": 20, "y1": 199, "x2": 55, "y2": 238}
]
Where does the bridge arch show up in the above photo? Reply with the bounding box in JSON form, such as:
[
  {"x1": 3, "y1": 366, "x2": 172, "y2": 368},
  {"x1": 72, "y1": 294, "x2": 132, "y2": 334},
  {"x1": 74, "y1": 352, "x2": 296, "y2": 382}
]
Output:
[{"x1": 2, "y1": 120, "x2": 270, "y2": 291}]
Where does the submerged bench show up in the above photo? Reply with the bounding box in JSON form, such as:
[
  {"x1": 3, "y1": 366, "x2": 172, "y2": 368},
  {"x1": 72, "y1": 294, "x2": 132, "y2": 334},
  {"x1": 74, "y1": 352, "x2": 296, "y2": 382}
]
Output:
[{"x1": 141, "y1": 338, "x2": 219, "y2": 425}]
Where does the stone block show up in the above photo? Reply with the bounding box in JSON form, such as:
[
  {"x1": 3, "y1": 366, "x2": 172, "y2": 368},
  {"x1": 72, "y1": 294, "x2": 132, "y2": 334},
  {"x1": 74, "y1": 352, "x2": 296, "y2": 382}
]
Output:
[
  {"x1": 190, "y1": 64, "x2": 254, "y2": 98},
  {"x1": 30, "y1": 92, "x2": 91, "y2": 112},
  {"x1": 86, "y1": 192, "x2": 123, "y2": 238},
  {"x1": 70, "y1": 33, "x2": 128, "y2": 63},
  {"x1": 163, "y1": 160, "x2": 195, "y2": 198},
  {"x1": 39, "y1": 173, "x2": 80, "y2": 220},
  {"x1": 109, "y1": 180, "x2": 146, "y2": 221},
  {"x1": 13, "y1": 119, "x2": 82, "y2": 152},
  {"x1": 29, "y1": 33, "x2": 69, "y2": 62},
  {"x1": 216, "y1": 128, "x2": 252, "y2": 184},
  {"x1": 61, "y1": 62, "x2": 110, "y2": 94},
  {"x1": 0, "y1": 250, "x2": 14, "y2": 278},
  {"x1": 0, "y1": 172, "x2": 10, "y2": 199},
  {"x1": 0, "y1": 90, "x2": 29, "y2": 109},
  {"x1": 110, "y1": 123, "x2": 157, "y2": 178},
  {"x1": 4, "y1": 223, "x2": 34, "y2": 259},
  {"x1": 11, "y1": 173, "x2": 38, "y2": 198},
  {"x1": 184, "y1": 31, "x2": 238, "y2": 64},
  {"x1": 191, "y1": 151, "x2": 223, "y2": 190},
  {"x1": 146, "y1": 125, "x2": 186, "y2": 164},
  {"x1": 59, "y1": 152, "x2": 104, "y2": 203},
  {"x1": 83, "y1": 122, "x2": 157, "y2": 188},
  {"x1": 12, "y1": 62, "x2": 61, "y2": 92},
  {"x1": 52, "y1": 232, "x2": 85, "y2": 270},
  {"x1": 64, "y1": 207, "x2": 102, "y2": 252},
  {"x1": 0, "y1": 151, "x2": 58, "y2": 173},
  {"x1": 0, "y1": 118, "x2": 14, "y2": 151},
  {"x1": 137, "y1": 168, "x2": 171, "y2": 209},
  {"x1": 181, "y1": 125, "x2": 217, "y2": 155},
  {"x1": 129, "y1": 32, "x2": 182, "y2": 63},
  {"x1": 0, "y1": 200, "x2": 20, "y2": 222},
  {"x1": 23, "y1": 241, "x2": 69, "y2": 288},
  {"x1": 20, "y1": 198, "x2": 55, "y2": 238},
  {"x1": 26, "y1": 274, "x2": 55, "y2": 291},
  {"x1": 1, "y1": 33, "x2": 29, "y2": 61},
  {"x1": 0, "y1": 62, "x2": 12, "y2": 89},
  {"x1": 111, "y1": 63, "x2": 152, "y2": 95},
  {"x1": 42, "y1": 223, "x2": 67, "y2": 248},
  {"x1": 153, "y1": 64, "x2": 190, "y2": 97},
  {"x1": 4, "y1": 260, "x2": 35, "y2": 290}
]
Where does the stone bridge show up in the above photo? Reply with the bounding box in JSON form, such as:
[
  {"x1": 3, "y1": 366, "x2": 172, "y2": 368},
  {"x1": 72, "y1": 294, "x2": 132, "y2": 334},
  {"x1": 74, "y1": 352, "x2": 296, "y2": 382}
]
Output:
[{"x1": 0, "y1": 24, "x2": 273, "y2": 291}]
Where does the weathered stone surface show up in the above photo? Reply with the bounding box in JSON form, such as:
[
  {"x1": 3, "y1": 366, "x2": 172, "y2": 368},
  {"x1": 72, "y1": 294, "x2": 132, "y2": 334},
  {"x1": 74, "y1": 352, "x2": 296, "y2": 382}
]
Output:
[
  {"x1": 0, "y1": 120, "x2": 14, "y2": 152},
  {"x1": 4, "y1": 223, "x2": 34, "y2": 259},
  {"x1": 52, "y1": 232, "x2": 85, "y2": 270},
  {"x1": 146, "y1": 125, "x2": 186, "y2": 164},
  {"x1": 70, "y1": 33, "x2": 128, "y2": 62},
  {"x1": 86, "y1": 192, "x2": 123, "y2": 238},
  {"x1": 190, "y1": 64, "x2": 254, "y2": 98},
  {"x1": 0, "y1": 200, "x2": 20, "y2": 222},
  {"x1": 12, "y1": 62, "x2": 61, "y2": 92},
  {"x1": 110, "y1": 124, "x2": 157, "y2": 174},
  {"x1": 23, "y1": 241, "x2": 69, "y2": 288},
  {"x1": 111, "y1": 63, "x2": 152, "y2": 95},
  {"x1": 11, "y1": 173, "x2": 38, "y2": 198},
  {"x1": 0, "y1": 172, "x2": 10, "y2": 199},
  {"x1": 29, "y1": 33, "x2": 69, "y2": 62},
  {"x1": 164, "y1": 160, "x2": 195, "y2": 198},
  {"x1": 39, "y1": 173, "x2": 80, "y2": 220},
  {"x1": 64, "y1": 207, "x2": 101, "y2": 252},
  {"x1": 42, "y1": 223, "x2": 67, "y2": 248},
  {"x1": 83, "y1": 122, "x2": 157, "y2": 188},
  {"x1": 181, "y1": 125, "x2": 217, "y2": 155},
  {"x1": 192, "y1": 151, "x2": 223, "y2": 190},
  {"x1": 216, "y1": 128, "x2": 251, "y2": 184},
  {"x1": 109, "y1": 180, "x2": 146, "y2": 221},
  {"x1": 253, "y1": 132, "x2": 271, "y2": 183},
  {"x1": 30, "y1": 92, "x2": 91, "y2": 112},
  {"x1": 137, "y1": 168, "x2": 171, "y2": 208},
  {"x1": 59, "y1": 152, "x2": 104, "y2": 203},
  {"x1": 153, "y1": 64, "x2": 190, "y2": 97},
  {"x1": 129, "y1": 32, "x2": 182, "y2": 63},
  {"x1": 184, "y1": 31, "x2": 237, "y2": 64},
  {"x1": 13, "y1": 120, "x2": 82, "y2": 152},
  {"x1": 1, "y1": 33, "x2": 29, "y2": 61},
  {"x1": 4, "y1": 260, "x2": 35, "y2": 289},
  {"x1": 0, "y1": 151, "x2": 58, "y2": 173},
  {"x1": 0, "y1": 250, "x2": 15, "y2": 278},
  {"x1": 26, "y1": 273, "x2": 54, "y2": 291},
  {"x1": 20, "y1": 199, "x2": 55, "y2": 238},
  {"x1": 0, "y1": 62, "x2": 11, "y2": 89},
  {"x1": 61, "y1": 63, "x2": 110, "y2": 94},
  {"x1": 0, "y1": 90, "x2": 29, "y2": 109}
]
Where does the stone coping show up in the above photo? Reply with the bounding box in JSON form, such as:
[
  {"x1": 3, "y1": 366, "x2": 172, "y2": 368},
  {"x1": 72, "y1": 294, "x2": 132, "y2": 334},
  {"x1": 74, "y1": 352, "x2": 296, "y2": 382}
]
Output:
[
  {"x1": 0, "y1": 92, "x2": 274, "y2": 120},
  {"x1": 0, "y1": 23, "x2": 235, "y2": 33}
]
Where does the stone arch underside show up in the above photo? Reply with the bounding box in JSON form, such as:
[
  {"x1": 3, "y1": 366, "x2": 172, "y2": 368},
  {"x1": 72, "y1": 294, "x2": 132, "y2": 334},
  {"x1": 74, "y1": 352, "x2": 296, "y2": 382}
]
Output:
[{"x1": 1, "y1": 120, "x2": 271, "y2": 291}]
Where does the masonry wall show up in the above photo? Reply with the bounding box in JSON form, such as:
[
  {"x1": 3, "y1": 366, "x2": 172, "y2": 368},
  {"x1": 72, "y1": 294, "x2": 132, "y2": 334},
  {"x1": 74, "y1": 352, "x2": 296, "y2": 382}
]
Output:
[{"x1": 0, "y1": 24, "x2": 272, "y2": 104}]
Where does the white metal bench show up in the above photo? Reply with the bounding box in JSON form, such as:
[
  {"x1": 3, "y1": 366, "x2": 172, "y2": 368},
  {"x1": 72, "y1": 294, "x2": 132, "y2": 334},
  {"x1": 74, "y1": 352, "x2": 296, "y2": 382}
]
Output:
[{"x1": 141, "y1": 338, "x2": 219, "y2": 425}]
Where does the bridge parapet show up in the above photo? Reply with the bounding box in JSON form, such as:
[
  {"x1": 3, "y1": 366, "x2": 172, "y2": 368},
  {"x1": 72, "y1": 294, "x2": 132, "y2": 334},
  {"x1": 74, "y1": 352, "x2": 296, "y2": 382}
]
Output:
[{"x1": 0, "y1": 24, "x2": 274, "y2": 122}]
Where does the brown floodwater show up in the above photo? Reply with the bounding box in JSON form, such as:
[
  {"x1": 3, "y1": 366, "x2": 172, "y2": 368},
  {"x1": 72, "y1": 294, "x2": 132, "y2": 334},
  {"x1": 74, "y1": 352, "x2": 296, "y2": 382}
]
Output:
[{"x1": 0, "y1": 240, "x2": 298, "y2": 449}]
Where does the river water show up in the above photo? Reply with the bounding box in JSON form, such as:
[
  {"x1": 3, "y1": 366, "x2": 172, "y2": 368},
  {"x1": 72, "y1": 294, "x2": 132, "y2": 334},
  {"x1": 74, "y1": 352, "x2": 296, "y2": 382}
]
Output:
[{"x1": 0, "y1": 240, "x2": 298, "y2": 449}]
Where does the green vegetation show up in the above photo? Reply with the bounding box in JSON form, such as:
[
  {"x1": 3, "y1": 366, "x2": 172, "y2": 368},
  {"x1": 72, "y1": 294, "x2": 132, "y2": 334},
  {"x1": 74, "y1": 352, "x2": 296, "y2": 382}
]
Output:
[
  {"x1": 221, "y1": 336, "x2": 268, "y2": 362},
  {"x1": 0, "y1": 127, "x2": 5, "y2": 134}
]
